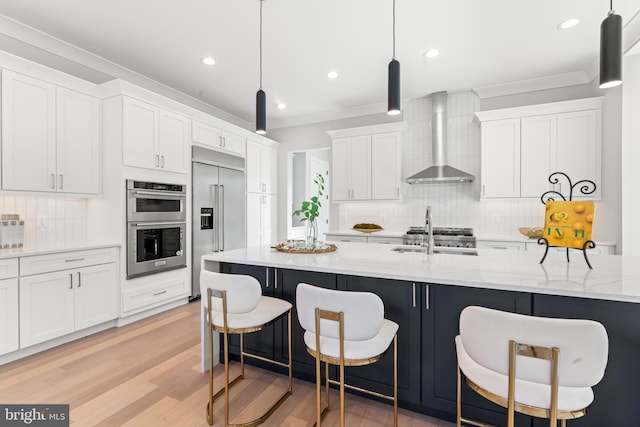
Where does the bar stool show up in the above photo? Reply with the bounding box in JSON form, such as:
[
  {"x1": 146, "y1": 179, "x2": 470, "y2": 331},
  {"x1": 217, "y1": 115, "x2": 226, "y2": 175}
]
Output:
[
  {"x1": 201, "y1": 271, "x2": 292, "y2": 427},
  {"x1": 296, "y1": 282, "x2": 399, "y2": 427},
  {"x1": 455, "y1": 306, "x2": 609, "y2": 427}
]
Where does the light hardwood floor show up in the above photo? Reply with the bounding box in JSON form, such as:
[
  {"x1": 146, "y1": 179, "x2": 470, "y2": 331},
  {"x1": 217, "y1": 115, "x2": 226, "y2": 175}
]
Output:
[{"x1": 0, "y1": 301, "x2": 453, "y2": 426}]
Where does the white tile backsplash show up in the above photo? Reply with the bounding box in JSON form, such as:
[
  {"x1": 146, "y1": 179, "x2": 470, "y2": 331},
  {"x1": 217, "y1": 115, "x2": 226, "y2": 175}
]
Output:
[
  {"x1": 0, "y1": 195, "x2": 87, "y2": 246},
  {"x1": 336, "y1": 91, "x2": 548, "y2": 237}
]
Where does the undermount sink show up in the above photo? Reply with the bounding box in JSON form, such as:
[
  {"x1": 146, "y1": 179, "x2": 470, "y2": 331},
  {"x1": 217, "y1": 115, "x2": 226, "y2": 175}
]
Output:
[{"x1": 391, "y1": 246, "x2": 478, "y2": 256}]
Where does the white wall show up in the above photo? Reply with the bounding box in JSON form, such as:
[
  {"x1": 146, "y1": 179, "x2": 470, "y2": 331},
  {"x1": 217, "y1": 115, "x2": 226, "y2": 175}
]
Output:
[
  {"x1": 0, "y1": 195, "x2": 86, "y2": 246},
  {"x1": 622, "y1": 53, "x2": 640, "y2": 255},
  {"x1": 270, "y1": 89, "x2": 622, "y2": 248}
]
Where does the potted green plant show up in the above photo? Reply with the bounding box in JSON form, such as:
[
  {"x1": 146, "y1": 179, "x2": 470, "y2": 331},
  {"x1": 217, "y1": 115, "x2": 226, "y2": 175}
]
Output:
[{"x1": 292, "y1": 172, "x2": 325, "y2": 248}]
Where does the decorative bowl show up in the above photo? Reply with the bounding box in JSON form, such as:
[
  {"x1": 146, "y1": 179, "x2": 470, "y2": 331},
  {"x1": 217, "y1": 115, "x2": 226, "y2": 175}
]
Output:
[
  {"x1": 519, "y1": 227, "x2": 543, "y2": 239},
  {"x1": 352, "y1": 223, "x2": 383, "y2": 233}
]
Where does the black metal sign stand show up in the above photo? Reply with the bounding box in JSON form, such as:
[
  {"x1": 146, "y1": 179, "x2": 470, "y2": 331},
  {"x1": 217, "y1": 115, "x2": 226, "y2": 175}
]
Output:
[{"x1": 539, "y1": 172, "x2": 597, "y2": 269}]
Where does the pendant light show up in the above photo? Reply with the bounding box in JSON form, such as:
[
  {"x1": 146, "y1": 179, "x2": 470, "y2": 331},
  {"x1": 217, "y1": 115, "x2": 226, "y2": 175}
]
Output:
[
  {"x1": 387, "y1": 0, "x2": 401, "y2": 115},
  {"x1": 599, "y1": 0, "x2": 622, "y2": 89},
  {"x1": 256, "y1": 0, "x2": 267, "y2": 134}
]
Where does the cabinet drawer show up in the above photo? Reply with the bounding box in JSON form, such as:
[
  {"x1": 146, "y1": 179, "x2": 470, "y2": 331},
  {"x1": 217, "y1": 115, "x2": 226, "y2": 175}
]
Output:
[
  {"x1": 367, "y1": 236, "x2": 403, "y2": 245},
  {"x1": 122, "y1": 278, "x2": 189, "y2": 314},
  {"x1": 476, "y1": 241, "x2": 525, "y2": 251},
  {"x1": 20, "y1": 247, "x2": 118, "y2": 276},
  {"x1": 325, "y1": 234, "x2": 368, "y2": 243},
  {"x1": 0, "y1": 258, "x2": 18, "y2": 280}
]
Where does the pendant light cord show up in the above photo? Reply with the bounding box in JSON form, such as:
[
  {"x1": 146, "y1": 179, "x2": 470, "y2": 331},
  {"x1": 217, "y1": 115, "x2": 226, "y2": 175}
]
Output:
[
  {"x1": 259, "y1": 0, "x2": 263, "y2": 90},
  {"x1": 392, "y1": 0, "x2": 396, "y2": 59}
]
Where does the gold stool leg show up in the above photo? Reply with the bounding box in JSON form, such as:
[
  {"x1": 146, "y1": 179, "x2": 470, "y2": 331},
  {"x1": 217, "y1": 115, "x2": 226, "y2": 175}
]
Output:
[
  {"x1": 393, "y1": 334, "x2": 398, "y2": 427},
  {"x1": 456, "y1": 364, "x2": 462, "y2": 427}
]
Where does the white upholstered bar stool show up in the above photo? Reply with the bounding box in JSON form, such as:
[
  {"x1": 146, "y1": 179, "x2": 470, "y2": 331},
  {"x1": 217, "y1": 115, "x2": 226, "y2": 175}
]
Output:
[
  {"x1": 201, "y1": 271, "x2": 293, "y2": 427},
  {"x1": 455, "y1": 306, "x2": 608, "y2": 427},
  {"x1": 296, "y1": 282, "x2": 399, "y2": 427}
]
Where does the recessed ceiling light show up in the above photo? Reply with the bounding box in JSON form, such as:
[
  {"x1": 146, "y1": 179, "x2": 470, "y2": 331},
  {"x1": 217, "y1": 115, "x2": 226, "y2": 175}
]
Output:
[
  {"x1": 276, "y1": 103, "x2": 286, "y2": 109},
  {"x1": 327, "y1": 71, "x2": 339, "y2": 79},
  {"x1": 201, "y1": 56, "x2": 216, "y2": 66},
  {"x1": 558, "y1": 18, "x2": 580, "y2": 30},
  {"x1": 424, "y1": 49, "x2": 439, "y2": 58}
]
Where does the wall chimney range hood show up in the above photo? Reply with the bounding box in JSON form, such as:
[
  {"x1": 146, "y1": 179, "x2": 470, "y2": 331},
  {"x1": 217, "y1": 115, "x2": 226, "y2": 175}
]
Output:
[{"x1": 406, "y1": 91, "x2": 475, "y2": 184}]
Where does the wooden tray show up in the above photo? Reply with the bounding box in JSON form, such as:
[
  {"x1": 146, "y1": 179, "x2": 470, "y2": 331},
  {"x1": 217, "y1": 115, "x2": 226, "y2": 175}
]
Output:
[{"x1": 272, "y1": 241, "x2": 337, "y2": 254}]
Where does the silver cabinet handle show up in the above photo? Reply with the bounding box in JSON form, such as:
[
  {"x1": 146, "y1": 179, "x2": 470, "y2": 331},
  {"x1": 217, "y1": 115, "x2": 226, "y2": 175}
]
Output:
[
  {"x1": 77, "y1": 271, "x2": 81, "y2": 288},
  {"x1": 274, "y1": 268, "x2": 278, "y2": 289},
  {"x1": 65, "y1": 258, "x2": 85, "y2": 262},
  {"x1": 155, "y1": 154, "x2": 160, "y2": 167},
  {"x1": 59, "y1": 174, "x2": 63, "y2": 189},
  {"x1": 223, "y1": 136, "x2": 226, "y2": 147},
  {"x1": 397, "y1": 187, "x2": 400, "y2": 198},
  {"x1": 492, "y1": 246, "x2": 509, "y2": 250},
  {"x1": 482, "y1": 184, "x2": 486, "y2": 196},
  {"x1": 265, "y1": 267, "x2": 270, "y2": 288},
  {"x1": 425, "y1": 284, "x2": 430, "y2": 310},
  {"x1": 154, "y1": 290, "x2": 167, "y2": 296},
  {"x1": 160, "y1": 155, "x2": 165, "y2": 168},
  {"x1": 69, "y1": 273, "x2": 73, "y2": 289},
  {"x1": 50, "y1": 173, "x2": 55, "y2": 189},
  {"x1": 412, "y1": 282, "x2": 416, "y2": 308}
]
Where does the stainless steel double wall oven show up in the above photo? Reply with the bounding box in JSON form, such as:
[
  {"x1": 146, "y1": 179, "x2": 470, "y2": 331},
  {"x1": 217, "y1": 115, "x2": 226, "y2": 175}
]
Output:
[{"x1": 126, "y1": 180, "x2": 187, "y2": 278}]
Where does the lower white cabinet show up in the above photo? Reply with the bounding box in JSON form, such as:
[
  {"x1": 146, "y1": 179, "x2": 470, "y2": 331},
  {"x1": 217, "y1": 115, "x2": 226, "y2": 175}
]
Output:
[
  {"x1": 0, "y1": 277, "x2": 19, "y2": 356},
  {"x1": 476, "y1": 240, "x2": 526, "y2": 251},
  {"x1": 247, "y1": 193, "x2": 276, "y2": 247},
  {"x1": 19, "y1": 249, "x2": 118, "y2": 348}
]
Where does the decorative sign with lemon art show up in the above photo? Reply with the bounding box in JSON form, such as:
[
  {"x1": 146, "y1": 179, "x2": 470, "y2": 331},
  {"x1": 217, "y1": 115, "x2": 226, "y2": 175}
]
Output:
[{"x1": 544, "y1": 201, "x2": 595, "y2": 249}]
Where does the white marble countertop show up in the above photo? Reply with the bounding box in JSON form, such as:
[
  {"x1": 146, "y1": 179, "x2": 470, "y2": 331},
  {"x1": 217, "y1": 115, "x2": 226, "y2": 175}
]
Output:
[
  {"x1": 202, "y1": 242, "x2": 638, "y2": 303},
  {"x1": 0, "y1": 241, "x2": 121, "y2": 259}
]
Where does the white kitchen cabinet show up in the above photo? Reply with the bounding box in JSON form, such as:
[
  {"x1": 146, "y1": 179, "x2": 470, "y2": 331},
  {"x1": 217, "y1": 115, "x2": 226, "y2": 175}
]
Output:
[
  {"x1": 371, "y1": 132, "x2": 402, "y2": 200},
  {"x1": 123, "y1": 97, "x2": 189, "y2": 174},
  {"x1": 328, "y1": 123, "x2": 406, "y2": 202},
  {"x1": 192, "y1": 120, "x2": 245, "y2": 157},
  {"x1": 0, "y1": 258, "x2": 19, "y2": 356},
  {"x1": 19, "y1": 249, "x2": 118, "y2": 348},
  {"x1": 476, "y1": 97, "x2": 602, "y2": 200},
  {"x1": 479, "y1": 119, "x2": 521, "y2": 198},
  {"x1": 325, "y1": 233, "x2": 368, "y2": 243},
  {"x1": 366, "y1": 236, "x2": 403, "y2": 245},
  {"x1": 246, "y1": 139, "x2": 277, "y2": 194},
  {"x1": 1, "y1": 70, "x2": 100, "y2": 194},
  {"x1": 331, "y1": 136, "x2": 371, "y2": 201},
  {"x1": 476, "y1": 240, "x2": 526, "y2": 251},
  {"x1": 246, "y1": 192, "x2": 276, "y2": 247}
]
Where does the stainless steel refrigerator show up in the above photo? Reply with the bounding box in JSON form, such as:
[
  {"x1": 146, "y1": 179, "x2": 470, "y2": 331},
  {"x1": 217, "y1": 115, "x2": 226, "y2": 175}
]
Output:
[{"x1": 191, "y1": 160, "x2": 245, "y2": 298}]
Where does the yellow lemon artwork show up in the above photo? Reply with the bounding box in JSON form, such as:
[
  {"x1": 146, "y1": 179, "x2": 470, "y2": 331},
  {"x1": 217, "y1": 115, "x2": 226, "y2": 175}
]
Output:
[{"x1": 543, "y1": 201, "x2": 595, "y2": 249}]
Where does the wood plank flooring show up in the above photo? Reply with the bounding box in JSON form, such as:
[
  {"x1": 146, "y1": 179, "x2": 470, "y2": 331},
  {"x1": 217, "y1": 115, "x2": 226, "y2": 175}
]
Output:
[{"x1": 0, "y1": 301, "x2": 453, "y2": 426}]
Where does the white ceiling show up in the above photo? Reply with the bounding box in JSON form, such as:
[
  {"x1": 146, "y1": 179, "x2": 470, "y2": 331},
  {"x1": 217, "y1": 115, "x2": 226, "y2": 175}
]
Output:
[{"x1": 0, "y1": 0, "x2": 638, "y2": 130}]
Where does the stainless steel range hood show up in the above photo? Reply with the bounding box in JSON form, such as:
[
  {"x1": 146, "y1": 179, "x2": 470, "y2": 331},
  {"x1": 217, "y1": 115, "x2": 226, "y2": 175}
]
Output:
[{"x1": 406, "y1": 91, "x2": 475, "y2": 184}]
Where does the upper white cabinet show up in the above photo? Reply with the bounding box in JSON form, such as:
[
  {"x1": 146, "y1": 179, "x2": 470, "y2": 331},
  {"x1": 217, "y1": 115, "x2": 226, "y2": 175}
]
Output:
[
  {"x1": 192, "y1": 120, "x2": 245, "y2": 157},
  {"x1": 328, "y1": 122, "x2": 406, "y2": 202},
  {"x1": 246, "y1": 139, "x2": 277, "y2": 194},
  {"x1": 475, "y1": 97, "x2": 602, "y2": 200},
  {"x1": 123, "y1": 97, "x2": 189, "y2": 174},
  {"x1": 1, "y1": 70, "x2": 100, "y2": 194}
]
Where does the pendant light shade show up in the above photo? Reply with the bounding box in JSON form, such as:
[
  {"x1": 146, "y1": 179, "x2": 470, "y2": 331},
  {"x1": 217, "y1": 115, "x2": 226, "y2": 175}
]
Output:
[
  {"x1": 388, "y1": 59, "x2": 401, "y2": 115},
  {"x1": 255, "y1": 0, "x2": 267, "y2": 134},
  {"x1": 387, "y1": 0, "x2": 401, "y2": 115},
  {"x1": 599, "y1": 6, "x2": 623, "y2": 89},
  {"x1": 256, "y1": 89, "x2": 266, "y2": 134}
]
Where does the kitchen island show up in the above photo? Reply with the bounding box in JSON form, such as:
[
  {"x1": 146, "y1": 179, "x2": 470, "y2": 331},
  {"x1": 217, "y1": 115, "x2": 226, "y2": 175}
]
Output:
[{"x1": 201, "y1": 243, "x2": 640, "y2": 426}]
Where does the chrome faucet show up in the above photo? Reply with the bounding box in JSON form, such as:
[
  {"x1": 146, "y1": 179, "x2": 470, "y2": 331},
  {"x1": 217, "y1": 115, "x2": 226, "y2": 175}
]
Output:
[{"x1": 422, "y1": 205, "x2": 434, "y2": 254}]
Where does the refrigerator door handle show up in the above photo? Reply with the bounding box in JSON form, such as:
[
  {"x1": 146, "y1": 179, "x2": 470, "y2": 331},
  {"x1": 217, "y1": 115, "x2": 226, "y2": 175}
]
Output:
[
  {"x1": 219, "y1": 185, "x2": 225, "y2": 251},
  {"x1": 211, "y1": 184, "x2": 220, "y2": 252}
]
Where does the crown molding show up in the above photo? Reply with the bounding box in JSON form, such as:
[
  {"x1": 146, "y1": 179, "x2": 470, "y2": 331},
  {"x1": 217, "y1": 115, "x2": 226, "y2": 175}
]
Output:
[{"x1": 473, "y1": 72, "x2": 591, "y2": 99}]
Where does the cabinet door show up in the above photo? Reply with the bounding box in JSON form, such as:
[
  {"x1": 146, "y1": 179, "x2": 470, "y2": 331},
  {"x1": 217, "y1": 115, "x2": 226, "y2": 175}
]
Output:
[
  {"x1": 246, "y1": 140, "x2": 262, "y2": 193},
  {"x1": 261, "y1": 194, "x2": 277, "y2": 245},
  {"x1": 277, "y1": 269, "x2": 336, "y2": 378},
  {"x1": 261, "y1": 146, "x2": 277, "y2": 194},
  {"x1": 338, "y1": 276, "x2": 422, "y2": 404},
  {"x1": 56, "y1": 87, "x2": 100, "y2": 194},
  {"x1": 556, "y1": 110, "x2": 601, "y2": 199},
  {"x1": 0, "y1": 278, "x2": 19, "y2": 356},
  {"x1": 331, "y1": 138, "x2": 350, "y2": 201},
  {"x1": 246, "y1": 192, "x2": 262, "y2": 247},
  {"x1": 19, "y1": 271, "x2": 75, "y2": 347},
  {"x1": 372, "y1": 132, "x2": 401, "y2": 200},
  {"x1": 423, "y1": 284, "x2": 531, "y2": 424},
  {"x1": 350, "y1": 135, "x2": 372, "y2": 200},
  {"x1": 480, "y1": 119, "x2": 520, "y2": 198},
  {"x1": 531, "y1": 295, "x2": 640, "y2": 427},
  {"x1": 2, "y1": 70, "x2": 56, "y2": 191},
  {"x1": 192, "y1": 120, "x2": 221, "y2": 149},
  {"x1": 158, "y1": 110, "x2": 189, "y2": 173},
  {"x1": 221, "y1": 130, "x2": 245, "y2": 157},
  {"x1": 75, "y1": 263, "x2": 118, "y2": 330},
  {"x1": 123, "y1": 97, "x2": 158, "y2": 169},
  {"x1": 521, "y1": 115, "x2": 555, "y2": 198}
]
